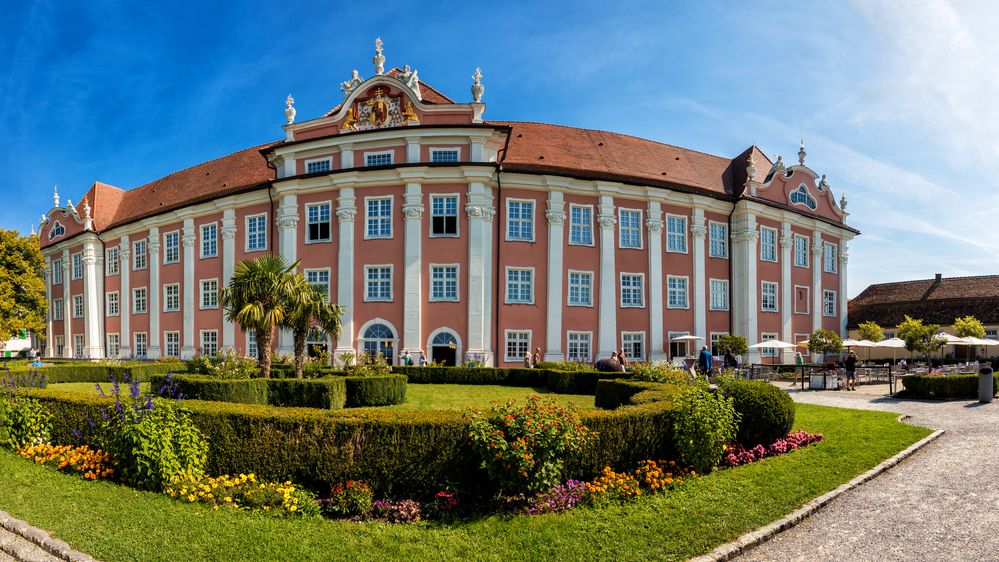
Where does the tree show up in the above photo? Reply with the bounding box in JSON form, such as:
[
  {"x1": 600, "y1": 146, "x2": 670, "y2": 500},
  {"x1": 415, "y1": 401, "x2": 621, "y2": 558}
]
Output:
[
  {"x1": 807, "y1": 329, "x2": 842, "y2": 358},
  {"x1": 714, "y1": 334, "x2": 748, "y2": 356},
  {"x1": 220, "y1": 255, "x2": 298, "y2": 378},
  {"x1": 283, "y1": 276, "x2": 343, "y2": 378},
  {"x1": 896, "y1": 315, "x2": 941, "y2": 363},
  {"x1": 953, "y1": 315, "x2": 985, "y2": 360},
  {"x1": 856, "y1": 320, "x2": 884, "y2": 343},
  {"x1": 0, "y1": 229, "x2": 46, "y2": 348}
]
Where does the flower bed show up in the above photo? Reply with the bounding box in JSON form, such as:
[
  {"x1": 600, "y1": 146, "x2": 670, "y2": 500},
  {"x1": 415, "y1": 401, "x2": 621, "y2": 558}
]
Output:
[{"x1": 721, "y1": 431, "x2": 824, "y2": 468}]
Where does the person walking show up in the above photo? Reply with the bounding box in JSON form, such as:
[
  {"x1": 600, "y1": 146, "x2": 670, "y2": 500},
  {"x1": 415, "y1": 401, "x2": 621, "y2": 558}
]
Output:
[
  {"x1": 418, "y1": 352, "x2": 428, "y2": 367},
  {"x1": 844, "y1": 350, "x2": 859, "y2": 391},
  {"x1": 697, "y1": 345, "x2": 712, "y2": 377},
  {"x1": 532, "y1": 347, "x2": 542, "y2": 367}
]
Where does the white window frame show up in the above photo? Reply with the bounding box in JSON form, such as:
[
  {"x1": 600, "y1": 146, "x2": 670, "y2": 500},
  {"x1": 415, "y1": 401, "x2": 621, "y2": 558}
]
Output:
[
  {"x1": 760, "y1": 332, "x2": 780, "y2": 357},
  {"x1": 305, "y1": 201, "x2": 333, "y2": 244},
  {"x1": 54, "y1": 335, "x2": 64, "y2": 356},
  {"x1": 304, "y1": 157, "x2": 333, "y2": 174},
  {"x1": 824, "y1": 242, "x2": 838, "y2": 273},
  {"x1": 709, "y1": 278, "x2": 729, "y2": 311},
  {"x1": 364, "y1": 196, "x2": 393, "y2": 240},
  {"x1": 132, "y1": 240, "x2": 147, "y2": 271},
  {"x1": 568, "y1": 204, "x2": 594, "y2": 246},
  {"x1": 620, "y1": 272, "x2": 646, "y2": 308},
  {"x1": 622, "y1": 332, "x2": 646, "y2": 361},
  {"x1": 708, "y1": 221, "x2": 728, "y2": 259},
  {"x1": 106, "y1": 333, "x2": 120, "y2": 357},
  {"x1": 72, "y1": 294, "x2": 84, "y2": 318},
  {"x1": 823, "y1": 290, "x2": 837, "y2": 317},
  {"x1": 668, "y1": 331, "x2": 690, "y2": 358},
  {"x1": 71, "y1": 252, "x2": 83, "y2": 279},
  {"x1": 505, "y1": 267, "x2": 535, "y2": 304},
  {"x1": 618, "y1": 208, "x2": 643, "y2": 249},
  {"x1": 74, "y1": 335, "x2": 85, "y2": 358},
  {"x1": 133, "y1": 332, "x2": 148, "y2": 358},
  {"x1": 52, "y1": 259, "x2": 63, "y2": 285},
  {"x1": 429, "y1": 264, "x2": 460, "y2": 302},
  {"x1": 429, "y1": 193, "x2": 460, "y2": 238},
  {"x1": 199, "y1": 330, "x2": 219, "y2": 357},
  {"x1": 793, "y1": 234, "x2": 810, "y2": 268},
  {"x1": 164, "y1": 331, "x2": 181, "y2": 358},
  {"x1": 200, "y1": 223, "x2": 218, "y2": 259},
  {"x1": 666, "y1": 214, "x2": 688, "y2": 254},
  {"x1": 52, "y1": 298, "x2": 64, "y2": 321},
  {"x1": 163, "y1": 230, "x2": 180, "y2": 264},
  {"x1": 760, "y1": 227, "x2": 778, "y2": 262},
  {"x1": 245, "y1": 213, "x2": 268, "y2": 252},
  {"x1": 163, "y1": 283, "x2": 181, "y2": 312},
  {"x1": 504, "y1": 330, "x2": 532, "y2": 363},
  {"x1": 794, "y1": 285, "x2": 810, "y2": 315},
  {"x1": 429, "y1": 147, "x2": 461, "y2": 163},
  {"x1": 666, "y1": 275, "x2": 689, "y2": 309},
  {"x1": 505, "y1": 198, "x2": 535, "y2": 242},
  {"x1": 105, "y1": 248, "x2": 119, "y2": 276},
  {"x1": 133, "y1": 286, "x2": 148, "y2": 314},
  {"x1": 567, "y1": 269, "x2": 593, "y2": 307},
  {"x1": 305, "y1": 268, "x2": 331, "y2": 300},
  {"x1": 364, "y1": 264, "x2": 393, "y2": 302},
  {"x1": 364, "y1": 150, "x2": 394, "y2": 167},
  {"x1": 761, "y1": 281, "x2": 779, "y2": 313},
  {"x1": 790, "y1": 185, "x2": 817, "y2": 210},
  {"x1": 246, "y1": 329, "x2": 258, "y2": 359},
  {"x1": 199, "y1": 278, "x2": 219, "y2": 310},
  {"x1": 566, "y1": 331, "x2": 593, "y2": 363},
  {"x1": 105, "y1": 291, "x2": 119, "y2": 317}
]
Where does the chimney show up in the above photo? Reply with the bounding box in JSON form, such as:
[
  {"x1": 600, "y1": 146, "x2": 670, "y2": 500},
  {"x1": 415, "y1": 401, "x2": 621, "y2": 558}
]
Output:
[{"x1": 935, "y1": 273, "x2": 942, "y2": 283}]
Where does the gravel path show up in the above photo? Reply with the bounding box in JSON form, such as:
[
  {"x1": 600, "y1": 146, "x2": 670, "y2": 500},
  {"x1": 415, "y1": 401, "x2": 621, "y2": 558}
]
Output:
[
  {"x1": 0, "y1": 526, "x2": 61, "y2": 562},
  {"x1": 736, "y1": 387, "x2": 999, "y2": 561}
]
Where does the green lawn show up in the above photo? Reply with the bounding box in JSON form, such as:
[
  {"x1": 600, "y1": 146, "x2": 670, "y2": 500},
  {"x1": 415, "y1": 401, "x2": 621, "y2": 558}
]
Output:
[{"x1": 0, "y1": 403, "x2": 930, "y2": 561}]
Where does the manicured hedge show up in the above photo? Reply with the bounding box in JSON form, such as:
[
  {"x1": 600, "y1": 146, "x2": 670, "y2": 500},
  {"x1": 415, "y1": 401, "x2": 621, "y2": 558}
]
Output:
[
  {"x1": 595, "y1": 379, "x2": 677, "y2": 409},
  {"x1": 344, "y1": 375, "x2": 407, "y2": 407},
  {"x1": 392, "y1": 366, "x2": 617, "y2": 394},
  {"x1": 718, "y1": 379, "x2": 795, "y2": 446},
  {"x1": 8, "y1": 362, "x2": 186, "y2": 383},
  {"x1": 150, "y1": 375, "x2": 349, "y2": 409},
  {"x1": 267, "y1": 378, "x2": 347, "y2": 409},
  {"x1": 900, "y1": 373, "x2": 999, "y2": 399}
]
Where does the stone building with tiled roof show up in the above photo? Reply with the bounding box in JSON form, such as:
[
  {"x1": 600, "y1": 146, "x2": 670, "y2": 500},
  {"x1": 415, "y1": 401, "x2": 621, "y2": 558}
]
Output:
[{"x1": 37, "y1": 39, "x2": 857, "y2": 365}]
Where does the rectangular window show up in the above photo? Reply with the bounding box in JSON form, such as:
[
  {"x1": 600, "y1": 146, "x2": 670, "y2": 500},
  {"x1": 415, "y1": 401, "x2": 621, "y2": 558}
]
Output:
[
  {"x1": 620, "y1": 274, "x2": 645, "y2": 308},
  {"x1": 365, "y1": 197, "x2": 392, "y2": 239},
  {"x1": 106, "y1": 291, "x2": 119, "y2": 316},
  {"x1": 567, "y1": 270, "x2": 593, "y2": 306},
  {"x1": 709, "y1": 222, "x2": 728, "y2": 258},
  {"x1": 567, "y1": 332, "x2": 592, "y2": 362},
  {"x1": 133, "y1": 333, "x2": 148, "y2": 358},
  {"x1": 105, "y1": 248, "x2": 119, "y2": 275},
  {"x1": 506, "y1": 268, "x2": 534, "y2": 304},
  {"x1": 823, "y1": 290, "x2": 837, "y2": 317},
  {"x1": 52, "y1": 260, "x2": 63, "y2": 285},
  {"x1": 200, "y1": 330, "x2": 218, "y2": 357},
  {"x1": 200, "y1": 279, "x2": 219, "y2": 309},
  {"x1": 133, "y1": 287, "x2": 148, "y2": 314},
  {"x1": 365, "y1": 151, "x2": 393, "y2": 167},
  {"x1": 305, "y1": 158, "x2": 332, "y2": 174},
  {"x1": 72, "y1": 295, "x2": 84, "y2": 318},
  {"x1": 709, "y1": 279, "x2": 729, "y2": 311},
  {"x1": 761, "y1": 281, "x2": 778, "y2": 312},
  {"x1": 618, "y1": 209, "x2": 642, "y2": 249},
  {"x1": 306, "y1": 203, "x2": 332, "y2": 243},
  {"x1": 794, "y1": 234, "x2": 809, "y2": 268},
  {"x1": 760, "y1": 332, "x2": 779, "y2": 357},
  {"x1": 824, "y1": 242, "x2": 838, "y2": 273},
  {"x1": 506, "y1": 200, "x2": 534, "y2": 241},
  {"x1": 201, "y1": 224, "x2": 218, "y2": 258},
  {"x1": 72, "y1": 252, "x2": 83, "y2": 279},
  {"x1": 246, "y1": 214, "x2": 267, "y2": 251},
  {"x1": 760, "y1": 227, "x2": 777, "y2": 262},
  {"x1": 666, "y1": 215, "x2": 687, "y2": 253},
  {"x1": 364, "y1": 266, "x2": 392, "y2": 301},
  {"x1": 55, "y1": 335, "x2": 64, "y2": 357},
  {"x1": 246, "y1": 329, "x2": 258, "y2": 359},
  {"x1": 74, "y1": 335, "x2": 85, "y2": 358},
  {"x1": 163, "y1": 284, "x2": 180, "y2": 312},
  {"x1": 430, "y1": 265, "x2": 459, "y2": 301},
  {"x1": 430, "y1": 148, "x2": 460, "y2": 163},
  {"x1": 164, "y1": 332, "x2": 180, "y2": 358},
  {"x1": 569, "y1": 205, "x2": 593, "y2": 245},
  {"x1": 667, "y1": 276, "x2": 689, "y2": 309},
  {"x1": 431, "y1": 195, "x2": 458, "y2": 237},
  {"x1": 710, "y1": 332, "x2": 728, "y2": 355},
  {"x1": 794, "y1": 285, "x2": 810, "y2": 315},
  {"x1": 163, "y1": 231, "x2": 180, "y2": 264},
  {"x1": 132, "y1": 240, "x2": 147, "y2": 270},
  {"x1": 106, "y1": 333, "x2": 120, "y2": 357},
  {"x1": 622, "y1": 332, "x2": 646, "y2": 361},
  {"x1": 305, "y1": 269, "x2": 331, "y2": 300},
  {"x1": 504, "y1": 330, "x2": 531, "y2": 362},
  {"x1": 668, "y1": 331, "x2": 689, "y2": 359},
  {"x1": 52, "y1": 298, "x2": 63, "y2": 321}
]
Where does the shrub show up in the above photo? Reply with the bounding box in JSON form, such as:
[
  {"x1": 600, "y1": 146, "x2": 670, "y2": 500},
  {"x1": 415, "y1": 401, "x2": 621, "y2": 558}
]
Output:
[
  {"x1": 205, "y1": 349, "x2": 259, "y2": 379},
  {"x1": 0, "y1": 371, "x2": 51, "y2": 449},
  {"x1": 718, "y1": 379, "x2": 795, "y2": 446},
  {"x1": 267, "y1": 378, "x2": 348, "y2": 409},
  {"x1": 152, "y1": 375, "x2": 269, "y2": 405},
  {"x1": 534, "y1": 361, "x2": 595, "y2": 372},
  {"x1": 671, "y1": 387, "x2": 739, "y2": 473},
  {"x1": 630, "y1": 362, "x2": 694, "y2": 384},
  {"x1": 8, "y1": 362, "x2": 185, "y2": 384},
  {"x1": 347, "y1": 353, "x2": 391, "y2": 377},
  {"x1": 151, "y1": 375, "x2": 348, "y2": 409},
  {"x1": 166, "y1": 473, "x2": 319, "y2": 517},
  {"x1": 594, "y1": 379, "x2": 677, "y2": 409},
  {"x1": 343, "y1": 375, "x2": 407, "y2": 407},
  {"x1": 466, "y1": 395, "x2": 597, "y2": 495},
  {"x1": 900, "y1": 374, "x2": 999, "y2": 399},
  {"x1": 324, "y1": 480, "x2": 374, "y2": 517}
]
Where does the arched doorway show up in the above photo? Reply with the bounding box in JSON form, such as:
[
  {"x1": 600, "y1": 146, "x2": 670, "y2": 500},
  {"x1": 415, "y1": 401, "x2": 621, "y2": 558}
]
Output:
[
  {"x1": 360, "y1": 322, "x2": 396, "y2": 365},
  {"x1": 429, "y1": 330, "x2": 459, "y2": 366}
]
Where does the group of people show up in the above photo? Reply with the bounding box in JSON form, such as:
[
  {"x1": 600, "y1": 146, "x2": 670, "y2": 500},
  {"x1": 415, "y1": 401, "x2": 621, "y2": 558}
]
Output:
[
  {"x1": 696, "y1": 345, "x2": 740, "y2": 375},
  {"x1": 398, "y1": 350, "x2": 429, "y2": 367}
]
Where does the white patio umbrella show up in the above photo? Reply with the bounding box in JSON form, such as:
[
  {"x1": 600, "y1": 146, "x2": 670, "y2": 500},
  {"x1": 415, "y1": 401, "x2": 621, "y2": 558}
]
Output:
[
  {"x1": 669, "y1": 334, "x2": 704, "y2": 358},
  {"x1": 875, "y1": 337, "x2": 907, "y2": 363},
  {"x1": 748, "y1": 339, "x2": 797, "y2": 365},
  {"x1": 937, "y1": 332, "x2": 974, "y2": 362}
]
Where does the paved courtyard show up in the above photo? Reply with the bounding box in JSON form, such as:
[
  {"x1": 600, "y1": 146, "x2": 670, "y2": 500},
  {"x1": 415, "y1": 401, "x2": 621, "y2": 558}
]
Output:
[{"x1": 737, "y1": 384, "x2": 999, "y2": 561}]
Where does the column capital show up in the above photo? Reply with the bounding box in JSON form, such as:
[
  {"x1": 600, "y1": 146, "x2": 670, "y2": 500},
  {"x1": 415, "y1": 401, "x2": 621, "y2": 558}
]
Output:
[
  {"x1": 148, "y1": 240, "x2": 161, "y2": 254},
  {"x1": 597, "y1": 214, "x2": 617, "y2": 230},
  {"x1": 336, "y1": 208, "x2": 357, "y2": 223},
  {"x1": 645, "y1": 218, "x2": 663, "y2": 233},
  {"x1": 220, "y1": 225, "x2": 237, "y2": 239},
  {"x1": 840, "y1": 251, "x2": 849, "y2": 264},
  {"x1": 690, "y1": 225, "x2": 707, "y2": 239},
  {"x1": 732, "y1": 229, "x2": 759, "y2": 243},
  {"x1": 811, "y1": 244, "x2": 824, "y2": 257},
  {"x1": 545, "y1": 210, "x2": 566, "y2": 225},
  {"x1": 182, "y1": 234, "x2": 196, "y2": 247},
  {"x1": 276, "y1": 215, "x2": 300, "y2": 229},
  {"x1": 780, "y1": 235, "x2": 792, "y2": 249}
]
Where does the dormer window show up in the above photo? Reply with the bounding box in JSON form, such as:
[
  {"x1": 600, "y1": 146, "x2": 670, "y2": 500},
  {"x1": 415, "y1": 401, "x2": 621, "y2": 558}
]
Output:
[
  {"x1": 365, "y1": 151, "x2": 393, "y2": 167},
  {"x1": 48, "y1": 221, "x2": 65, "y2": 240},
  {"x1": 790, "y1": 185, "x2": 817, "y2": 210}
]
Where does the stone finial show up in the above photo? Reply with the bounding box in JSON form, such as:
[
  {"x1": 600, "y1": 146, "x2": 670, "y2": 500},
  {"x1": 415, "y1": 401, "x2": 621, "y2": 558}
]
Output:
[
  {"x1": 66, "y1": 199, "x2": 74, "y2": 212},
  {"x1": 30, "y1": 224, "x2": 35, "y2": 236},
  {"x1": 819, "y1": 174, "x2": 830, "y2": 191},
  {"x1": 798, "y1": 138, "x2": 806, "y2": 165},
  {"x1": 745, "y1": 151, "x2": 757, "y2": 185},
  {"x1": 53, "y1": 185, "x2": 59, "y2": 207},
  {"x1": 284, "y1": 94, "x2": 296, "y2": 125},
  {"x1": 373, "y1": 37, "x2": 385, "y2": 75},
  {"x1": 40, "y1": 214, "x2": 46, "y2": 225},
  {"x1": 471, "y1": 67, "x2": 484, "y2": 103},
  {"x1": 82, "y1": 197, "x2": 91, "y2": 219},
  {"x1": 774, "y1": 155, "x2": 785, "y2": 174},
  {"x1": 840, "y1": 192, "x2": 848, "y2": 211}
]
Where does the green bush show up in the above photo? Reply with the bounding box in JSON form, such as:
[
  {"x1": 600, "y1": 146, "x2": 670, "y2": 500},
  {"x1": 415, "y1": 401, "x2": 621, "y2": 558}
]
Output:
[
  {"x1": 595, "y1": 379, "x2": 678, "y2": 409},
  {"x1": 267, "y1": 379, "x2": 347, "y2": 409},
  {"x1": 0, "y1": 397, "x2": 52, "y2": 449},
  {"x1": 718, "y1": 379, "x2": 795, "y2": 446},
  {"x1": 8, "y1": 362, "x2": 186, "y2": 384},
  {"x1": 900, "y1": 374, "x2": 999, "y2": 399},
  {"x1": 630, "y1": 362, "x2": 694, "y2": 384},
  {"x1": 393, "y1": 365, "x2": 616, "y2": 394},
  {"x1": 671, "y1": 386, "x2": 739, "y2": 473},
  {"x1": 343, "y1": 376, "x2": 406, "y2": 407},
  {"x1": 534, "y1": 361, "x2": 596, "y2": 372},
  {"x1": 151, "y1": 375, "x2": 269, "y2": 405}
]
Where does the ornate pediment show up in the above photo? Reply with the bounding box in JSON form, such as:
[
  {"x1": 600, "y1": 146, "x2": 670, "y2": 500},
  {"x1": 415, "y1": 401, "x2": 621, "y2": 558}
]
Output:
[{"x1": 341, "y1": 87, "x2": 419, "y2": 132}]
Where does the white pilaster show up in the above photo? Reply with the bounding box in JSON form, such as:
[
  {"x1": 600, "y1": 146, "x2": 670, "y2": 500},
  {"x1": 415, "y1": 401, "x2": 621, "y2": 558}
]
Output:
[
  {"x1": 119, "y1": 237, "x2": 131, "y2": 357},
  {"x1": 181, "y1": 219, "x2": 196, "y2": 359},
  {"x1": 402, "y1": 183, "x2": 424, "y2": 354},
  {"x1": 276, "y1": 195, "x2": 298, "y2": 356},
  {"x1": 334, "y1": 188, "x2": 357, "y2": 363},
  {"x1": 811, "y1": 231, "x2": 823, "y2": 339},
  {"x1": 406, "y1": 137, "x2": 421, "y2": 163},
  {"x1": 147, "y1": 227, "x2": 161, "y2": 359},
  {"x1": 82, "y1": 240, "x2": 104, "y2": 359},
  {"x1": 61, "y1": 250, "x2": 72, "y2": 358},
  {"x1": 597, "y1": 195, "x2": 617, "y2": 359},
  {"x1": 839, "y1": 241, "x2": 849, "y2": 338},
  {"x1": 221, "y1": 210, "x2": 237, "y2": 350},
  {"x1": 340, "y1": 144, "x2": 354, "y2": 170},
  {"x1": 646, "y1": 202, "x2": 666, "y2": 361},
  {"x1": 732, "y1": 213, "x2": 759, "y2": 363},
  {"x1": 780, "y1": 223, "x2": 793, "y2": 362},
  {"x1": 281, "y1": 157, "x2": 296, "y2": 179},
  {"x1": 691, "y1": 209, "x2": 707, "y2": 341},
  {"x1": 544, "y1": 192, "x2": 566, "y2": 362},
  {"x1": 43, "y1": 259, "x2": 54, "y2": 357},
  {"x1": 465, "y1": 182, "x2": 495, "y2": 365}
]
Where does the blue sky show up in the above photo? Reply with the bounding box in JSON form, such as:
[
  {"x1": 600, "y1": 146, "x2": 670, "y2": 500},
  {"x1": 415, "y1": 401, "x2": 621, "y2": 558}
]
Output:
[{"x1": 3, "y1": 0, "x2": 996, "y2": 297}]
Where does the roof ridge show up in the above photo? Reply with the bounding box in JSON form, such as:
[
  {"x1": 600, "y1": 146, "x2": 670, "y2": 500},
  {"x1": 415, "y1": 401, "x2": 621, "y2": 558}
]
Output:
[{"x1": 863, "y1": 273, "x2": 999, "y2": 288}]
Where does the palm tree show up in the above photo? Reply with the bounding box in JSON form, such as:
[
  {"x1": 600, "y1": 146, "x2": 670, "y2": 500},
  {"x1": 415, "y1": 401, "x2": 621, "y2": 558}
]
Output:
[
  {"x1": 220, "y1": 254, "x2": 298, "y2": 378},
  {"x1": 283, "y1": 275, "x2": 343, "y2": 378}
]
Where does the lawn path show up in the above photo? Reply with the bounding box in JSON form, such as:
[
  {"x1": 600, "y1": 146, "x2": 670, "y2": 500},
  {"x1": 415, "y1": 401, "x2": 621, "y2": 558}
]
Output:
[{"x1": 737, "y1": 386, "x2": 999, "y2": 561}]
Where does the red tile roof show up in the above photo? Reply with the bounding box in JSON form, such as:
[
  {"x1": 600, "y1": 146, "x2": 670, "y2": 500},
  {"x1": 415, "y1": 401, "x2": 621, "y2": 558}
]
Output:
[
  {"x1": 80, "y1": 181, "x2": 125, "y2": 231},
  {"x1": 848, "y1": 274, "x2": 999, "y2": 327}
]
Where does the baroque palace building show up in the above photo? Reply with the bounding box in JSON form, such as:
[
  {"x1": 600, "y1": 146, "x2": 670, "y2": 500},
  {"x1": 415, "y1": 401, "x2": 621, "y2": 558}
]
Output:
[{"x1": 37, "y1": 40, "x2": 857, "y2": 366}]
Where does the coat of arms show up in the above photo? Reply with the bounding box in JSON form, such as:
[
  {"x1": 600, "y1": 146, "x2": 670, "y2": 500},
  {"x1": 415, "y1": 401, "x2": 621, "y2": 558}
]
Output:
[{"x1": 366, "y1": 88, "x2": 390, "y2": 127}]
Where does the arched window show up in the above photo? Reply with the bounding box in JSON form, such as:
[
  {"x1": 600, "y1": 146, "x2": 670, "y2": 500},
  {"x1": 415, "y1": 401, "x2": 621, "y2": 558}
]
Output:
[
  {"x1": 790, "y1": 185, "x2": 817, "y2": 210},
  {"x1": 428, "y1": 329, "x2": 460, "y2": 366},
  {"x1": 362, "y1": 323, "x2": 395, "y2": 365},
  {"x1": 432, "y1": 332, "x2": 457, "y2": 347},
  {"x1": 48, "y1": 221, "x2": 65, "y2": 240}
]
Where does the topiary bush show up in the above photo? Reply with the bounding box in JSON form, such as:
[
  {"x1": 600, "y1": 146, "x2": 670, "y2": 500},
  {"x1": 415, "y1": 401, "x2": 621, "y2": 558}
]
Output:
[
  {"x1": 718, "y1": 379, "x2": 795, "y2": 446},
  {"x1": 900, "y1": 373, "x2": 999, "y2": 399},
  {"x1": 671, "y1": 386, "x2": 739, "y2": 473},
  {"x1": 343, "y1": 375, "x2": 406, "y2": 407},
  {"x1": 268, "y1": 378, "x2": 347, "y2": 409},
  {"x1": 152, "y1": 375, "x2": 269, "y2": 405}
]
